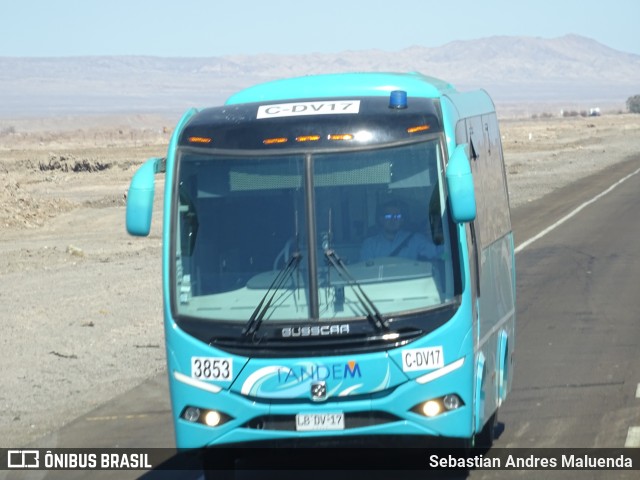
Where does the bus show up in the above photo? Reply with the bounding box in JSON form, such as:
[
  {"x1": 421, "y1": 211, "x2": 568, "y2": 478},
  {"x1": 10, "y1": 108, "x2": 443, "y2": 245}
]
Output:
[{"x1": 126, "y1": 72, "x2": 515, "y2": 454}]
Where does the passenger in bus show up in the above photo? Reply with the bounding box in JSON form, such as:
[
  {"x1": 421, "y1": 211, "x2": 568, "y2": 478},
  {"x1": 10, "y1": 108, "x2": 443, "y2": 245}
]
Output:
[{"x1": 360, "y1": 199, "x2": 442, "y2": 262}]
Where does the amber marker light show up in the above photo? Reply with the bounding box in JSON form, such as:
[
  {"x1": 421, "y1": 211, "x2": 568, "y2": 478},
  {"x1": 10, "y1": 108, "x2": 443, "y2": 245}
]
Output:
[
  {"x1": 328, "y1": 133, "x2": 354, "y2": 141},
  {"x1": 263, "y1": 137, "x2": 288, "y2": 145},
  {"x1": 188, "y1": 136, "x2": 212, "y2": 144},
  {"x1": 296, "y1": 135, "x2": 321, "y2": 142},
  {"x1": 407, "y1": 125, "x2": 430, "y2": 134}
]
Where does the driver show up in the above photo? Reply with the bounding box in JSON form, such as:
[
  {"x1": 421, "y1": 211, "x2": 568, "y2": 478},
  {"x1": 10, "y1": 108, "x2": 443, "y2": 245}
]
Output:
[{"x1": 360, "y1": 199, "x2": 442, "y2": 262}]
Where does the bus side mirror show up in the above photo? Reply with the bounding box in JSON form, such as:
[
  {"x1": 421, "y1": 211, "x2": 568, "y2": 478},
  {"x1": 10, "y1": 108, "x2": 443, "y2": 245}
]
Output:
[
  {"x1": 446, "y1": 145, "x2": 477, "y2": 223},
  {"x1": 126, "y1": 157, "x2": 163, "y2": 236}
]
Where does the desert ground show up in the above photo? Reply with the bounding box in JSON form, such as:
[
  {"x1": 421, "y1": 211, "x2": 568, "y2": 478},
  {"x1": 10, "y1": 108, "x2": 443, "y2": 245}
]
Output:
[{"x1": 1, "y1": 112, "x2": 639, "y2": 448}]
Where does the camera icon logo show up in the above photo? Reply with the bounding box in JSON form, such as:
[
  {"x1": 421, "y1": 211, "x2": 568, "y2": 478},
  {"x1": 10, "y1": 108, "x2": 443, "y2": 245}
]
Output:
[{"x1": 7, "y1": 450, "x2": 40, "y2": 469}]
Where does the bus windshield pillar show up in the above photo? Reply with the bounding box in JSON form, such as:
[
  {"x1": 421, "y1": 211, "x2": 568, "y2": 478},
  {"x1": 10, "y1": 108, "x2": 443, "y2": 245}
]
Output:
[{"x1": 304, "y1": 153, "x2": 320, "y2": 319}]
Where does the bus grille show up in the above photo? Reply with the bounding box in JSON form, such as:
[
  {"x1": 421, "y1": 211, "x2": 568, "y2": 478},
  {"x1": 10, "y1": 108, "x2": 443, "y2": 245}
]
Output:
[{"x1": 242, "y1": 411, "x2": 400, "y2": 431}]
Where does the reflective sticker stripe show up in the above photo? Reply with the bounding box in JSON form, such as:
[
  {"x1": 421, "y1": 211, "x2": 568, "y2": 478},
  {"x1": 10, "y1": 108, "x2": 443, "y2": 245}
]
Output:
[
  {"x1": 415, "y1": 358, "x2": 465, "y2": 385},
  {"x1": 174, "y1": 371, "x2": 222, "y2": 393}
]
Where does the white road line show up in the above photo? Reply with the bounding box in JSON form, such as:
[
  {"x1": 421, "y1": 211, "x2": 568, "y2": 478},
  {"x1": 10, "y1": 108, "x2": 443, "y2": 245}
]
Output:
[
  {"x1": 625, "y1": 427, "x2": 640, "y2": 447},
  {"x1": 514, "y1": 166, "x2": 640, "y2": 254},
  {"x1": 636, "y1": 383, "x2": 640, "y2": 399}
]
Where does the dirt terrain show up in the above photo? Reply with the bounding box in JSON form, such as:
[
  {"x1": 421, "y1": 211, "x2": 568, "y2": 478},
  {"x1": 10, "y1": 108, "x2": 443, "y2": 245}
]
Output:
[{"x1": 1, "y1": 112, "x2": 639, "y2": 448}]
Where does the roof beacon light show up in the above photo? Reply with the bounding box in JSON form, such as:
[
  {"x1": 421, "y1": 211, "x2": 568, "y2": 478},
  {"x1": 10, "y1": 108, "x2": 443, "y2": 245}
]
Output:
[{"x1": 389, "y1": 90, "x2": 408, "y2": 109}]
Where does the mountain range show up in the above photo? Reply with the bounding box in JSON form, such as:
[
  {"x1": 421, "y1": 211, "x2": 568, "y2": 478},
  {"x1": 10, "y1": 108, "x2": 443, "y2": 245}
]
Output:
[{"x1": 1, "y1": 34, "x2": 639, "y2": 117}]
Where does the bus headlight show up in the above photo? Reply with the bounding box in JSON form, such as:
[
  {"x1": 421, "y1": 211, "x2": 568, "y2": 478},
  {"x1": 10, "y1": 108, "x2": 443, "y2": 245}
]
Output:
[
  {"x1": 412, "y1": 394, "x2": 464, "y2": 418},
  {"x1": 204, "y1": 410, "x2": 222, "y2": 427},
  {"x1": 180, "y1": 406, "x2": 232, "y2": 428},
  {"x1": 422, "y1": 400, "x2": 442, "y2": 417}
]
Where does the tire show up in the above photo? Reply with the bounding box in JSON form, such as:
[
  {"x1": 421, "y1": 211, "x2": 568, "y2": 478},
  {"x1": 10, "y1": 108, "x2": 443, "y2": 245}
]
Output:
[{"x1": 474, "y1": 410, "x2": 498, "y2": 450}]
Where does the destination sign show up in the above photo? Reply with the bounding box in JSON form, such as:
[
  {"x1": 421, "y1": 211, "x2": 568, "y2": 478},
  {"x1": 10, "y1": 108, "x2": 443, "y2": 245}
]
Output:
[{"x1": 257, "y1": 100, "x2": 361, "y2": 119}]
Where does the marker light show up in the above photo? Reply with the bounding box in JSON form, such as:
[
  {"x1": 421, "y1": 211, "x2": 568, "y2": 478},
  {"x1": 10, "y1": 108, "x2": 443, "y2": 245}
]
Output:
[
  {"x1": 354, "y1": 130, "x2": 373, "y2": 142},
  {"x1": 188, "y1": 136, "x2": 212, "y2": 144},
  {"x1": 389, "y1": 90, "x2": 408, "y2": 109},
  {"x1": 407, "y1": 125, "x2": 430, "y2": 134},
  {"x1": 204, "y1": 410, "x2": 222, "y2": 427},
  {"x1": 296, "y1": 135, "x2": 320, "y2": 142},
  {"x1": 328, "y1": 134, "x2": 354, "y2": 141},
  {"x1": 422, "y1": 400, "x2": 442, "y2": 417},
  {"x1": 263, "y1": 137, "x2": 288, "y2": 145}
]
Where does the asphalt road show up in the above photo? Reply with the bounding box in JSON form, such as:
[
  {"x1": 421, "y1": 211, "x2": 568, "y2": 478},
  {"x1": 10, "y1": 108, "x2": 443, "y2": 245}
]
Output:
[
  {"x1": 491, "y1": 157, "x2": 640, "y2": 450},
  {"x1": 11, "y1": 156, "x2": 640, "y2": 480}
]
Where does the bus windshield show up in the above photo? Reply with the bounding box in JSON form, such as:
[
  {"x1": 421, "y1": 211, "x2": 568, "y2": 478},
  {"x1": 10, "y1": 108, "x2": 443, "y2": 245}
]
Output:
[{"x1": 172, "y1": 139, "x2": 455, "y2": 326}]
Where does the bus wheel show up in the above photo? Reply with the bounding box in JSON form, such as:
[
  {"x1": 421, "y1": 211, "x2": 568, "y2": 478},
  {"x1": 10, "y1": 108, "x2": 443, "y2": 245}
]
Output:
[{"x1": 474, "y1": 410, "x2": 498, "y2": 450}]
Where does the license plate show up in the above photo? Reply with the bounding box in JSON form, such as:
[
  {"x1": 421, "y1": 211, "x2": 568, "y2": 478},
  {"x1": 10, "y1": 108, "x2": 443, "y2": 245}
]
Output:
[{"x1": 295, "y1": 412, "x2": 345, "y2": 431}]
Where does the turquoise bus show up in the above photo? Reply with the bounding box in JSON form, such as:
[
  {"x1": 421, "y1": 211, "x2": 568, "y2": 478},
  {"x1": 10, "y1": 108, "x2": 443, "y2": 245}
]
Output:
[{"x1": 126, "y1": 72, "x2": 515, "y2": 451}]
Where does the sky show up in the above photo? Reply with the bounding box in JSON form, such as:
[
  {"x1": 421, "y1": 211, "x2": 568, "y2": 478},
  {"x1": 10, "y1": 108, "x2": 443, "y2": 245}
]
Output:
[{"x1": 2, "y1": 0, "x2": 639, "y2": 57}]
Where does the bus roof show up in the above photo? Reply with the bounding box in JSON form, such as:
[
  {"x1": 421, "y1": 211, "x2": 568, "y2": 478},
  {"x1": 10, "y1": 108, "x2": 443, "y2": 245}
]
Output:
[
  {"x1": 226, "y1": 72, "x2": 458, "y2": 105},
  {"x1": 180, "y1": 96, "x2": 443, "y2": 150}
]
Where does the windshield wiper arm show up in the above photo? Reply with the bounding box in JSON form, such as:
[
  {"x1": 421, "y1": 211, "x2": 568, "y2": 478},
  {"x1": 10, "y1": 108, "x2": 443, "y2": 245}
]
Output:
[
  {"x1": 324, "y1": 249, "x2": 389, "y2": 332},
  {"x1": 242, "y1": 252, "x2": 302, "y2": 337}
]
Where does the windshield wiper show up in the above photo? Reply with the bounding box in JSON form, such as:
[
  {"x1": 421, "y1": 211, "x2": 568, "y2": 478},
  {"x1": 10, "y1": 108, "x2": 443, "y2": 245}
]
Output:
[
  {"x1": 242, "y1": 252, "x2": 302, "y2": 337},
  {"x1": 324, "y1": 249, "x2": 389, "y2": 332}
]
